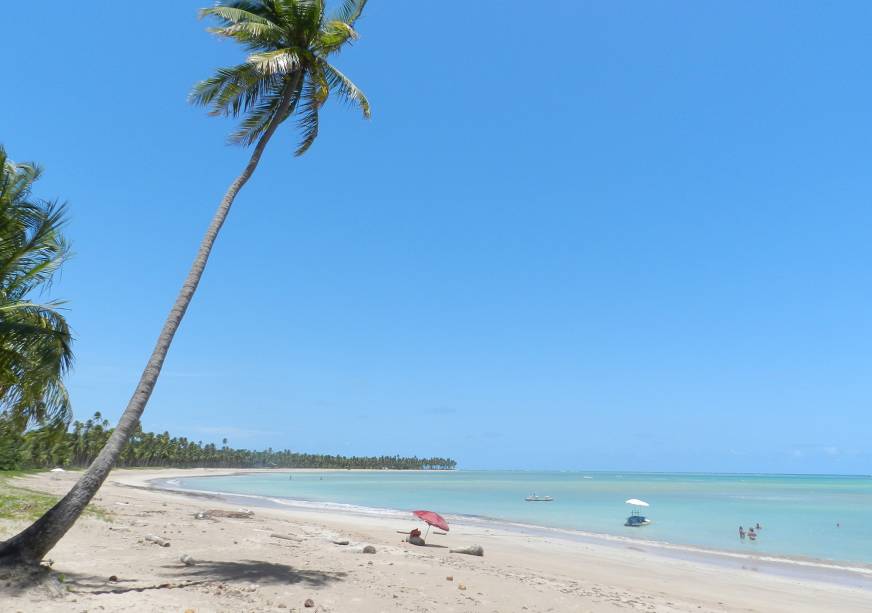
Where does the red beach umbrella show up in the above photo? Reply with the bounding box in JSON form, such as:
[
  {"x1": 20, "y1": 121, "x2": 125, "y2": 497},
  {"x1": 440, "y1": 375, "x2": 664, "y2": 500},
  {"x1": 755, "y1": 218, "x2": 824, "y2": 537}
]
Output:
[{"x1": 412, "y1": 510, "x2": 449, "y2": 537}]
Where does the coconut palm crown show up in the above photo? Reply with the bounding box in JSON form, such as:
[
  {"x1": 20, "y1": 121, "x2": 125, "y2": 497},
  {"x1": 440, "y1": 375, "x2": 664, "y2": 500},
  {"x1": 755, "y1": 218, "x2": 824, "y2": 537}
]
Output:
[
  {"x1": 191, "y1": 0, "x2": 370, "y2": 155},
  {"x1": 0, "y1": 146, "x2": 72, "y2": 431}
]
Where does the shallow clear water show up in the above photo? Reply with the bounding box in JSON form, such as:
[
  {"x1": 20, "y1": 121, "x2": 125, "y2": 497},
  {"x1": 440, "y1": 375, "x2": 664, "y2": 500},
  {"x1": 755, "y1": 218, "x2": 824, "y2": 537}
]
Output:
[{"x1": 175, "y1": 471, "x2": 872, "y2": 565}]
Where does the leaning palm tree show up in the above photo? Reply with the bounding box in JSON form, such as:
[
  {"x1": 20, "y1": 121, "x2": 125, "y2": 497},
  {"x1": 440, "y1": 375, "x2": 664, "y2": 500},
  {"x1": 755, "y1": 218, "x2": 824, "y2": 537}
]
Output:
[
  {"x1": 0, "y1": 146, "x2": 73, "y2": 432},
  {"x1": 0, "y1": 0, "x2": 370, "y2": 564}
]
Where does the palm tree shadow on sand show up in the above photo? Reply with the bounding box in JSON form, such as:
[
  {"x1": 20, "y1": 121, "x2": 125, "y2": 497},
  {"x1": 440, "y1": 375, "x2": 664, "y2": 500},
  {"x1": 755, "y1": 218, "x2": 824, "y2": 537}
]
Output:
[
  {"x1": 0, "y1": 560, "x2": 346, "y2": 597},
  {"x1": 166, "y1": 559, "x2": 347, "y2": 586},
  {"x1": 0, "y1": 566, "x2": 66, "y2": 597}
]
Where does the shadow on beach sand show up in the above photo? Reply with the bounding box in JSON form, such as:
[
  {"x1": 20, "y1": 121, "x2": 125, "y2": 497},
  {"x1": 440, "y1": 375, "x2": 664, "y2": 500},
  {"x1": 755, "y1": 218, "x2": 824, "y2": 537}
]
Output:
[
  {"x1": 1, "y1": 559, "x2": 347, "y2": 598},
  {"x1": 168, "y1": 559, "x2": 347, "y2": 587},
  {"x1": 0, "y1": 565, "x2": 65, "y2": 597}
]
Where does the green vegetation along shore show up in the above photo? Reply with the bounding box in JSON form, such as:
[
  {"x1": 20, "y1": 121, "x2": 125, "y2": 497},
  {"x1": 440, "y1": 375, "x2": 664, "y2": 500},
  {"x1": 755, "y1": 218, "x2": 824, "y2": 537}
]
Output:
[
  {"x1": 1, "y1": 412, "x2": 457, "y2": 472},
  {"x1": 0, "y1": 472, "x2": 110, "y2": 523}
]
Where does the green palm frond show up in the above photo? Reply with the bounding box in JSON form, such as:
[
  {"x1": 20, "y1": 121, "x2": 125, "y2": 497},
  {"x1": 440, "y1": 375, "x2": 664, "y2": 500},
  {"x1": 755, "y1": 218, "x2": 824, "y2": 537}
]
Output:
[
  {"x1": 287, "y1": 0, "x2": 325, "y2": 43},
  {"x1": 247, "y1": 48, "x2": 304, "y2": 76},
  {"x1": 229, "y1": 74, "x2": 304, "y2": 145},
  {"x1": 0, "y1": 300, "x2": 73, "y2": 427},
  {"x1": 0, "y1": 200, "x2": 70, "y2": 298},
  {"x1": 199, "y1": 5, "x2": 279, "y2": 29},
  {"x1": 189, "y1": 62, "x2": 278, "y2": 117},
  {"x1": 317, "y1": 20, "x2": 358, "y2": 55},
  {"x1": 0, "y1": 146, "x2": 73, "y2": 431},
  {"x1": 194, "y1": 0, "x2": 370, "y2": 155},
  {"x1": 0, "y1": 151, "x2": 42, "y2": 213},
  {"x1": 294, "y1": 65, "x2": 329, "y2": 156},
  {"x1": 330, "y1": 0, "x2": 367, "y2": 27},
  {"x1": 320, "y1": 60, "x2": 370, "y2": 118},
  {"x1": 228, "y1": 93, "x2": 284, "y2": 146},
  {"x1": 207, "y1": 22, "x2": 285, "y2": 49},
  {"x1": 201, "y1": 3, "x2": 287, "y2": 50}
]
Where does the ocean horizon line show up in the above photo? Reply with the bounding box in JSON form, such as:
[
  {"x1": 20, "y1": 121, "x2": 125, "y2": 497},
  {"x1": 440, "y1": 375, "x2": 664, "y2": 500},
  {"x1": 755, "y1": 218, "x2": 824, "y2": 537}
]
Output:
[{"x1": 328, "y1": 467, "x2": 872, "y2": 478}]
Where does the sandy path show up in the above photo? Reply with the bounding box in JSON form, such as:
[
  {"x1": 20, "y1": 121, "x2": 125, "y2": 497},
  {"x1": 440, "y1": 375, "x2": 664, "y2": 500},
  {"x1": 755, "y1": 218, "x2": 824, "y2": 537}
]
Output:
[{"x1": 1, "y1": 468, "x2": 870, "y2": 612}]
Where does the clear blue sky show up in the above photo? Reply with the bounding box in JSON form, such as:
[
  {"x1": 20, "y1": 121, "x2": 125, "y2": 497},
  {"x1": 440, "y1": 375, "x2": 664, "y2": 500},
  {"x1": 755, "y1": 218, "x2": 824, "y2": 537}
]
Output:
[{"x1": 3, "y1": 1, "x2": 871, "y2": 473}]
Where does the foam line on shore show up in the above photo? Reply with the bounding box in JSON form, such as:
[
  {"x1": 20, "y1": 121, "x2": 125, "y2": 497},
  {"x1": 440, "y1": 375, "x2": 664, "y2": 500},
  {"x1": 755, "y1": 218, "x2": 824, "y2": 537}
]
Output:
[{"x1": 146, "y1": 475, "x2": 872, "y2": 588}]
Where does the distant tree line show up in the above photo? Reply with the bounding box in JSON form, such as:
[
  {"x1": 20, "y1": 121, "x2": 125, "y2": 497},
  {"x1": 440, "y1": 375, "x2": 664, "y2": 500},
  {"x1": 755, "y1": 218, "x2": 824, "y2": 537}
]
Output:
[{"x1": 0, "y1": 412, "x2": 457, "y2": 471}]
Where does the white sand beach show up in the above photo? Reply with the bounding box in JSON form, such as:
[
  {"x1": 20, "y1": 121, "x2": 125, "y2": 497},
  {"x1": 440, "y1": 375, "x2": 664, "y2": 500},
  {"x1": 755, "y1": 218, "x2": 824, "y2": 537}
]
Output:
[{"x1": 2, "y1": 468, "x2": 870, "y2": 612}]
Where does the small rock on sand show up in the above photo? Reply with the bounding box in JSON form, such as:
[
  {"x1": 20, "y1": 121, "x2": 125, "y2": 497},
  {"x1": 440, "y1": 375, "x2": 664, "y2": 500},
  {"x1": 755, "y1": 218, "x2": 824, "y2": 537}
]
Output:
[
  {"x1": 446, "y1": 576, "x2": 453, "y2": 581},
  {"x1": 458, "y1": 583, "x2": 467, "y2": 591},
  {"x1": 362, "y1": 545, "x2": 376, "y2": 554},
  {"x1": 304, "y1": 597, "x2": 315, "y2": 607}
]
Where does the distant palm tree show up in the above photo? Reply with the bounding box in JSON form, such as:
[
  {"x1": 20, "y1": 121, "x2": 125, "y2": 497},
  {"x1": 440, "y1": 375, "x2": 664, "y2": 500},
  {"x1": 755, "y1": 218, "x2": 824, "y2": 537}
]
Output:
[
  {"x1": 0, "y1": 0, "x2": 370, "y2": 564},
  {"x1": 0, "y1": 146, "x2": 72, "y2": 432}
]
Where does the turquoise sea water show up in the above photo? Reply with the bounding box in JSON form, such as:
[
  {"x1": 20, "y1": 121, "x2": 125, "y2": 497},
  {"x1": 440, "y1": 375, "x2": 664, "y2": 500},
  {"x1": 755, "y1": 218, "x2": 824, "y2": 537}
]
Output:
[{"x1": 173, "y1": 471, "x2": 872, "y2": 565}]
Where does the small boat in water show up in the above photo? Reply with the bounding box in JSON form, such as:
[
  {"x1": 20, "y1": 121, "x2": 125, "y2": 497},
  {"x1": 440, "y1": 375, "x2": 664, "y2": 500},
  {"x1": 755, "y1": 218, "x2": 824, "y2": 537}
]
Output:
[
  {"x1": 624, "y1": 498, "x2": 651, "y2": 526},
  {"x1": 525, "y1": 493, "x2": 554, "y2": 502},
  {"x1": 625, "y1": 514, "x2": 651, "y2": 527}
]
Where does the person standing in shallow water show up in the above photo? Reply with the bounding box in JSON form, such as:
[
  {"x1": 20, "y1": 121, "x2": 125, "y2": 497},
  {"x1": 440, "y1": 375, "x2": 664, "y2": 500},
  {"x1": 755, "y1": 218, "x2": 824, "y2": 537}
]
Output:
[{"x1": 738, "y1": 526, "x2": 745, "y2": 540}]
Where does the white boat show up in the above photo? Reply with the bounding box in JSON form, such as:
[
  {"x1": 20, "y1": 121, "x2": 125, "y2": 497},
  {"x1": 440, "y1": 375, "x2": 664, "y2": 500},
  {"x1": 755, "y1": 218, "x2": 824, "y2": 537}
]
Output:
[{"x1": 525, "y1": 493, "x2": 554, "y2": 502}]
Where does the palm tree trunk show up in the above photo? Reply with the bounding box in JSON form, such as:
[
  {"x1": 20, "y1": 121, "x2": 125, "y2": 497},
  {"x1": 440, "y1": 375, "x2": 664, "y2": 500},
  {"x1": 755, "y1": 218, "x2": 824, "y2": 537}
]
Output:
[{"x1": 0, "y1": 74, "x2": 301, "y2": 565}]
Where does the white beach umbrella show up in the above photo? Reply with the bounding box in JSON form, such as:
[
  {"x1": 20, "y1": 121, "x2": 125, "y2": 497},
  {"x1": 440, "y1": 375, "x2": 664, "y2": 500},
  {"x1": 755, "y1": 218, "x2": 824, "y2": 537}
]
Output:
[{"x1": 625, "y1": 498, "x2": 649, "y2": 507}]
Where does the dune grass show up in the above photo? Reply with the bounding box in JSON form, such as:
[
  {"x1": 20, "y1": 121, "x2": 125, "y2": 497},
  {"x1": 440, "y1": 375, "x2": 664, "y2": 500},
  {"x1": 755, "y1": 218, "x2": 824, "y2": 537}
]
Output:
[{"x1": 0, "y1": 472, "x2": 111, "y2": 522}]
